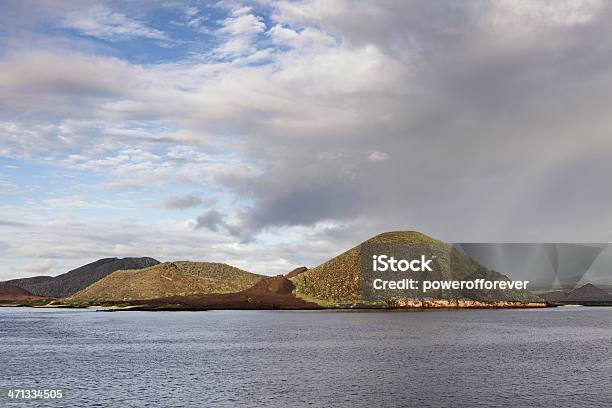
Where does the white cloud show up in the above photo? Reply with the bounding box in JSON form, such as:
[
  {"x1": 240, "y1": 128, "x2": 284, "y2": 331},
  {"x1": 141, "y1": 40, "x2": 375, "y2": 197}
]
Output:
[
  {"x1": 271, "y1": 0, "x2": 349, "y2": 24},
  {"x1": 484, "y1": 0, "x2": 604, "y2": 37},
  {"x1": 219, "y1": 8, "x2": 265, "y2": 36},
  {"x1": 367, "y1": 151, "x2": 389, "y2": 162},
  {"x1": 20, "y1": 259, "x2": 57, "y2": 275},
  {"x1": 268, "y1": 24, "x2": 336, "y2": 48},
  {"x1": 186, "y1": 6, "x2": 199, "y2": 18},
  {"x1": 215, "y1": 6, "x2": 266, "y2": 56},
  {"x1": 40, "y1": 195, "x2": 128, "y2": 210},
  {"x1": 183, "y1": 6, "x2": 207, "y2": 29},
  {"x1": 0, "y1": 174, "x2": 19, "y2": 194},
  {"x1": 61, "y1": 5, "x2": 167, "y2": 41}
]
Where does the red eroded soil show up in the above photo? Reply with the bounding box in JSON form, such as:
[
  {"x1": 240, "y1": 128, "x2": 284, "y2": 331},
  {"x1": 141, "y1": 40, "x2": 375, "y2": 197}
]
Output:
[
  {"x1": 0, "y1": 283, "x2": 51, "y2": 302},
  {"x1": 244, "y1": 275, "x2": 295, "y2": 295},
  {"x1": 123, "y1": 275, "x2": 321, "y2": 310}
]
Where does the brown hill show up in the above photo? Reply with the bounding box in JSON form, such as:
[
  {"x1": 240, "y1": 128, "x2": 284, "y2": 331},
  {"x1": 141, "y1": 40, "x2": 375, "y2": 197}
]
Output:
[
  {"x1": 0, "y1": 283, "x2": 33, "y2": 297},
  {"x1": 70, "y1": 261, "x2": 265, "y2": 303},
  {"x1": 117, "y1": 275, "x2": 320, "y2": 310},
  {"x1": 543, "y1": 284, "x2": 612, "y2": 302},
  {"x1": 0, "y1": 283, "x2": 49, "y2": 302},
  {"x1": 4, "y1": 276, "x2": 54, "y2": 289},
  {"x1": 542, "y1": 291, "x2": 567, "y2": 302},
  {"x1": 290, "y1": 231, "x2": 542, "y2": 305},
  {"x1": 5, "y1": 257, "x2": 159, "y2": 297},
  {"x1": 566, "y1": 283, "x2": 612, "y2": 301},
  {"x1": 244, "y1": 275, "x2": 295, "y2": 295}
]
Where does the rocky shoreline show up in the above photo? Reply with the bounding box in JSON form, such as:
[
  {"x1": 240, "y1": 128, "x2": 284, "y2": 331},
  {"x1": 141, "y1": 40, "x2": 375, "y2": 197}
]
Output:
[
  {"x1": 388, "y1": 299, "x2": 548, "y2": 309},
  {"x1": 0, "y1": 299, "x2": 551, "y2": 311},
  {"x1": 1, "y1": 271, "x2": 551, "y2": 311}
]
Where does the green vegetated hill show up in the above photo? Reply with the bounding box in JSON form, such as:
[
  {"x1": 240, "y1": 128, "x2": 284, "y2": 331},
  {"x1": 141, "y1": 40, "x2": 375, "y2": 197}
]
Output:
[
  {"x1": 290, "y1": 231, "x2": 542, "y2": 306},
  {"x1": 70, "y1": 261, "x2": 265, "y2": 303},
  {"x1": 5, "y1": 257, "x2": 160, "y2": 298}
]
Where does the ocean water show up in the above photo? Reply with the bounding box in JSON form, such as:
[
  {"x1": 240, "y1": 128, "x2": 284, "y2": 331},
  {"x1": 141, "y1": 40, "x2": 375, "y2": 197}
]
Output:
[{"x1": 1, "y1": 307, "x2": 611, "y2": 407}]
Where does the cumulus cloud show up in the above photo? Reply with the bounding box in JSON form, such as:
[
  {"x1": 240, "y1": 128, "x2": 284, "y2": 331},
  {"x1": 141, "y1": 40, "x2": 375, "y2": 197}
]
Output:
[
  {"x1": 268, "y1": 24, "x2": 336, "y2": 49},
  {"x1": 215, "y1": 6, "x2": 266, "y2": 56}
]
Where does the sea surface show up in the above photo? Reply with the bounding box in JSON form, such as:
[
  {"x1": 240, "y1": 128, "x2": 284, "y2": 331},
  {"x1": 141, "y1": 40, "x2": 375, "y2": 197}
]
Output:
[{"x1": 1, "y1": 307, "x2": 611, "y2": 407}]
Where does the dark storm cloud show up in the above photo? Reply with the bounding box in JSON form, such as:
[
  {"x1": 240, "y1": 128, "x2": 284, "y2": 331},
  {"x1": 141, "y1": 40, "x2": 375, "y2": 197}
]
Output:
[
  {"x1": 221, "y1": 0, "x2": 612, "y2": 242},
  {"x1": 238, "y1": 180, "x2": 365, "y2": 236}
]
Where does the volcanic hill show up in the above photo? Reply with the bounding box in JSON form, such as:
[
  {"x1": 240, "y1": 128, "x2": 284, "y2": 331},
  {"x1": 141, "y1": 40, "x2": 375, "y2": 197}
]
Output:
[
  {"x1": 566, "y1": 283, "x2": 612, "y2": 301},
  {"x1": 543, "y1": 283, "x2": 612, "y2": 303},
  {"x1": 5, "y1": 257, "x2": 159, "y2": 298},
  {"x1": 290, "y1": 231, "x2": 542, "y2": 306},
  {"x1": 70, "y1": 261, "x2": 265, "y2": 303},
  {"x1": 0, "y1": 283, "x2": 50, "y2": 302},
  {"x1": 0, "y1": 283, "x2": 34, "y2": 297},
  {"x1": 541, "y1": 291, "x2": 567, "y2": 302}
]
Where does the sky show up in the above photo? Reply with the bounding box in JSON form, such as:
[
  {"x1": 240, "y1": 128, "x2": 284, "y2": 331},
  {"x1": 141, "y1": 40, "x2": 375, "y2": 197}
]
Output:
[{"x1": 1, "y1": 0, "x2": 612, "y2": 280}]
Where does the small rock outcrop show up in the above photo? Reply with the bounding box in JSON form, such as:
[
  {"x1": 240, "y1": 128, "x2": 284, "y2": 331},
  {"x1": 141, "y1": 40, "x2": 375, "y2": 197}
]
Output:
[{"x1": 286, "y1": 267, "x2": 308, "y2": 279}]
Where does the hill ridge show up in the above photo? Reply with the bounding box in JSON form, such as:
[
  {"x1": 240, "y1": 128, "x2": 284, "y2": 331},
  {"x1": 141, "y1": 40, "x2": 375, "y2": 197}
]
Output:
[
  {"x1": 70, "y1": 261, "x2": 266, "y2": 303},
  {"x1": 291, "y1": 230, "x2": 541, "y2": 305},
  {"x1": 4, "y1": 257, "x2": 160, "y2": 298}
]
